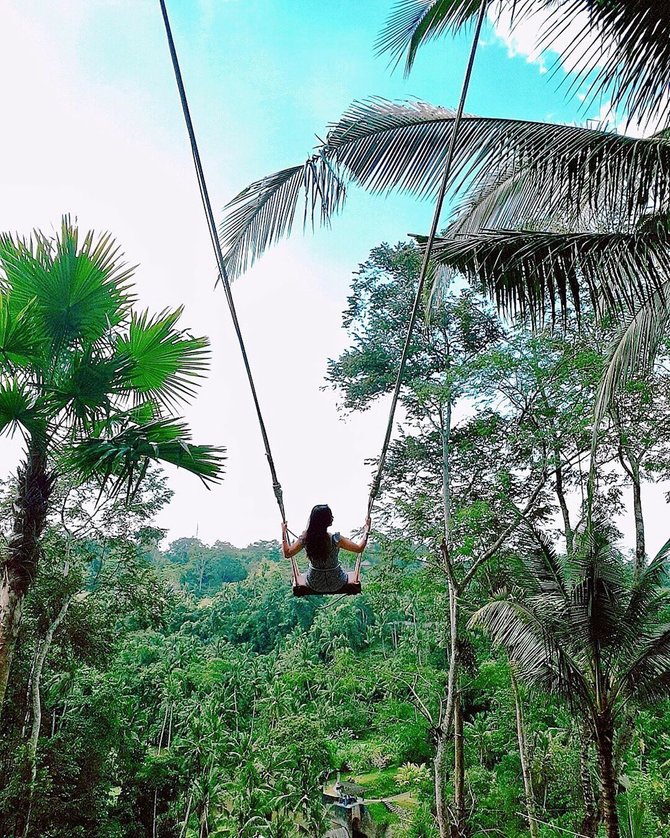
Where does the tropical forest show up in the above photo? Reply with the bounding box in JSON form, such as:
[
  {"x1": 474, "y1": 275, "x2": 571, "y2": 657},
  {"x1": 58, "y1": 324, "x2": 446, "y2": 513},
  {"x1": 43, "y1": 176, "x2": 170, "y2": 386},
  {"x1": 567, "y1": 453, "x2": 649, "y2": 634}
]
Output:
[{"x1": 2, "y1": 2, "x2": 670, "y2": 838}]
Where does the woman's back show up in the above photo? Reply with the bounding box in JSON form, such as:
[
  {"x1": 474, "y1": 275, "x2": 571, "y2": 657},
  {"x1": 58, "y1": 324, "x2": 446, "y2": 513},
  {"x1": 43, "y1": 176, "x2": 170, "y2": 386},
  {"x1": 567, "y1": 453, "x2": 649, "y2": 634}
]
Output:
[
  {"x1": 306, "y1": 531, "x2": 340, "y2": 568},
  {"x1": 306, "y1": 532, "x2": 348, "y2": 592}
]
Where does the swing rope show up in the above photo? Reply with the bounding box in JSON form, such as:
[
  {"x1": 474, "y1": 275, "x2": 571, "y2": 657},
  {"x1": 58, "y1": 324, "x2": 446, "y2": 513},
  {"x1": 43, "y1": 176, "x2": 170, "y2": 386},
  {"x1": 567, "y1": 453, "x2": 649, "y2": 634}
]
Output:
[
  {"x1": 158, "y1": 0, "x2": 287, "y2": 524},
  {"x1": 366, "y1": 0, "x2": 488, "y2": 518},
  {"x1": 159, "y1": 0, "x2": 487, "y2": 556}
]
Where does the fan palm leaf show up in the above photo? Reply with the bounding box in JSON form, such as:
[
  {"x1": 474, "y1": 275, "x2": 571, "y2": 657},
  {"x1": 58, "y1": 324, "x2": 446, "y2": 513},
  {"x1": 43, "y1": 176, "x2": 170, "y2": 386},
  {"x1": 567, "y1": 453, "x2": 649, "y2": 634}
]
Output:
[
  {"x1": 378, "y1": 0, "x2": 670, "y2": 128},
  {"x1": 0, "y1": 298, "x2": 44, "y2": 368},
  {"x1": 220, "y1": 99, "x2": 670, "y2": 279},
  {"x1": 116, "y1": 307, "x2": 210, "y2": 411},
  {"x1": 0, "y1": 217, "x2": 134, "y2": 348},
  {"x1": 67, "y1": 416, "x2": 225, "y2": 497},
  {"x1": 0, "y1": 378, "x2": 41, "y2": 437}
]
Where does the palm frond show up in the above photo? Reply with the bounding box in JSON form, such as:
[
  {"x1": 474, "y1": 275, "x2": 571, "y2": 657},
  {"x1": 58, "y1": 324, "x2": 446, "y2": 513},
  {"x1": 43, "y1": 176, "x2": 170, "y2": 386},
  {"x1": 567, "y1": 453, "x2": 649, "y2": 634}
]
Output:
[
  {"x1": 46, "y1": 349, "x2": 124, "y2": 427},
  {"x1": 220, "y1": 98, "x2": 670, "y2": 278},
  {"x1": 378, "y1": 0, "x2": 670, "y2": 127},
  {"x1": 516, "y1": 524, "x2": 569, "y2": 600},
  {"x1": 619, "y1": 625, "x2": 670, "y2": 706},
  {"x1": 116, "y1": 307, "x2": 210, "y2": 410},
  {"x1": 594, "y1": 279, "x2": 670, "y2": 429},
  {"x1": 617, "y1": 542, "x2": 670, "y2": 664},
  {"x1": 220, "y1": 161, "x2": 346, "y2": 279},
  {"x1": 0, "y1": 378, "x2": 41, "y2": 437},
  {"x1": 0, "y1": 216, "x2": 135, "y2": 347},
  {"x1": 469, "y1": 597, "x2": 591, "y2": 709},
  {"x1": 67, "y1": 416, "x2": 225, "y2": 497},
  {"x1": 572, "y1": 0, "x2": 670, "y2": 130},
  {"x1": 0, "y1": 297, "x2": 44, "y2": 369},
  {"x1": 425, "y1": 228, "x2": 670, "y2": 322},
  {"x1": 567, "y1": 517, "x2": 629, "y2": 655},
  {"x1": 377, "y1": 0, "x2": 486, "y2": 75}
]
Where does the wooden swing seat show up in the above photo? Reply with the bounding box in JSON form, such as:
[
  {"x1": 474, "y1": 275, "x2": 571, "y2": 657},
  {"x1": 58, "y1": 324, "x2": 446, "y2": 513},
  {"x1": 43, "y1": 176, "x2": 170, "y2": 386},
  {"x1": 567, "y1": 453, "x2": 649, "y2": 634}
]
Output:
[{"x1": 292, "y1": 571, "x2": 362, "y2": 598}]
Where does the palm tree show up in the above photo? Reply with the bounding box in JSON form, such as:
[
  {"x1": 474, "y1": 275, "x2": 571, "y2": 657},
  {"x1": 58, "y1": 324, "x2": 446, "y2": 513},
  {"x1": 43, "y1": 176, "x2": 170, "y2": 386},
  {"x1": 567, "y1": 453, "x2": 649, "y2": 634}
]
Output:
[
  {"x1": 0, "y1": 218, "x2": 225, "y2": 707},
  {"x1": 378, "y1": 1, "x2": 670, "y2": 412},
  {"x1": 219, "y1": 2, "x2": 670, "y2": 416},
  {"x1": 469, "y1": 519, "x2": 670, "y2": 838},
  {"x1": 220, "y1": 96, "x2": 670, "y2": 406}
]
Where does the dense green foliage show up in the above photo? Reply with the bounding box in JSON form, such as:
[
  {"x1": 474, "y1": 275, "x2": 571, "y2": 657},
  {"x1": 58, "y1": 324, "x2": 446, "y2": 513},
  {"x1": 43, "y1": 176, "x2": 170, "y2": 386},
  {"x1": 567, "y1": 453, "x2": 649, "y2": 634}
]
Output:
[{"x1": 3, "y1": 242, "x2": 670, "y2": 837}]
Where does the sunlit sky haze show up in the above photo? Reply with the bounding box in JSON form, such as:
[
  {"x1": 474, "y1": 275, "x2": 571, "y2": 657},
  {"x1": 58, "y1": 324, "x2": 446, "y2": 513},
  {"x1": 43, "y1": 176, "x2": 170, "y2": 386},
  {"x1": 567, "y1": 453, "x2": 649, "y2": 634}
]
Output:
[{"x1": 0, "y1": 0, "x2": 662, "y2": 552}]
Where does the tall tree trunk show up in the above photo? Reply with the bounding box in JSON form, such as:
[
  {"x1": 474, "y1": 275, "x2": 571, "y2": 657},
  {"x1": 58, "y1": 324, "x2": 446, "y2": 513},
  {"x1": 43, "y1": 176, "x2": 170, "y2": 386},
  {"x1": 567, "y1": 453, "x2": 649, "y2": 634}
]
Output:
[
  {"x1": 435, "y1": 578, "x2": 460, "y2": 838},
  {"x1": 579, "y1": 728, "x2": 599, "y2": 838},
  {"x1": 595, "y1": 715, "x2": 620, "y2": 838},
  {"x1": 630, "y1": 462, "x2": 645, "y2": 575},
  {"x1": 435, "y1": 401, "x2": 461, "y2": 838},
  {"x1": 510, "y1": 667, "x2": 539, "y2": 838},
  {"x1": 553, "y1": 452, "x2": 574, "y2": 557},
  {"x1": 614, "y1": 427, "x2": 645, "y2": 575},
  {"x1": 451, "y1": 688, "x2": 467, "y2": 838},
  {"x1": 0, "y1": 448, "x2": 54, "y2": 708},
  {"x1": 20, "y1": 595, "x2": 72, "y2": 838},
  {"x1": 434, "y1": 724, "x2": 451, "y2": 838}
]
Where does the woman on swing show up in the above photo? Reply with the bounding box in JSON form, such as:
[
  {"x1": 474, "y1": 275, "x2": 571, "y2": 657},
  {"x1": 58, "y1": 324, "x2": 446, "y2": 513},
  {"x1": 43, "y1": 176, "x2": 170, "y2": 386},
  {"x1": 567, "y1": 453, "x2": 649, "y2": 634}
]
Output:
[{"x1": 281, "y1": 504, "x2": 371, "y2": 594}]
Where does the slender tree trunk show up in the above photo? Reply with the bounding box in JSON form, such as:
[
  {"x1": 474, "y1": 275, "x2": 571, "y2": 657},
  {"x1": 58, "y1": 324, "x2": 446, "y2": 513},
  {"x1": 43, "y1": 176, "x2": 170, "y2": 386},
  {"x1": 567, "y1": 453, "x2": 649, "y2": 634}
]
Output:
[
  {"x1": 21, "y1": 644, "x2": 40, "y2": 738},
  {"x1": 615, "y1": 430, "x2": 645, "y2": 575},
  {"x1": 434, "y1": 725, "x2": 451, "y2": 838},
  {"x1": 435, "y1": 401, "x2": 460, "y2": 838},
  {"x1": 579, "y1": 728, "x2": 599, "y2": 838},
  {"x1": 20, "y1": 594, "x2": 72, "y2": 838},
  {"x1": 630, "y1": 463, "x2": 645, "y2": 575},
  {"x1": 452, "y1": 689, "x2": 467, "y2": 838},
  {"x1": 0, "y1": 448, "x2": 54, "y2": 708},
  {"x1": 179, "y1": 794, "x2": 193, "y2": 838},
  {"x1": 595, "y1": 716, "x2": 620, "y2": 838},
  {"x1": 434, "y1": 579, "x2": 460, "y2": 838},
  {"x1": 509, "y1": 667, "x2": 539, "y2": 838},
  {"x1": 553, "y1": 453, "x2": 574, "y2": 557}
]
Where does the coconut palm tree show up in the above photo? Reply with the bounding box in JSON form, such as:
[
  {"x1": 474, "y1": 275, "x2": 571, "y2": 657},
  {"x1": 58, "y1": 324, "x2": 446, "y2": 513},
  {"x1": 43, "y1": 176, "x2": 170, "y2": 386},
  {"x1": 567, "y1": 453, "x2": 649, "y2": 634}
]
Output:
[
  {"x1": 219, "y1": 2, "x2": 670, "y2": 416},
  {"x1": 468, "y1": 520, "x2": 670, "y2": 838},
  {"x1": 0, "y1": 218, "x2": 225, "y2": 707},
  {"x1": 220, "y1": 98, "x2": 670, "y2": 406}
]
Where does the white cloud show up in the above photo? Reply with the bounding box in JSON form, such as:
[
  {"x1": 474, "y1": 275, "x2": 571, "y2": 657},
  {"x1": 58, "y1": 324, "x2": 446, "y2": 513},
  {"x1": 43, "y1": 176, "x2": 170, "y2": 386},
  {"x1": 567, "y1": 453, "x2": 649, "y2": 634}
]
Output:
[
  {"x1": 487, "y1": 2, "x2": 669, "y2": 135},
  {"x1": 488, "y1": 2, "x2": 608, "y2": 78}
]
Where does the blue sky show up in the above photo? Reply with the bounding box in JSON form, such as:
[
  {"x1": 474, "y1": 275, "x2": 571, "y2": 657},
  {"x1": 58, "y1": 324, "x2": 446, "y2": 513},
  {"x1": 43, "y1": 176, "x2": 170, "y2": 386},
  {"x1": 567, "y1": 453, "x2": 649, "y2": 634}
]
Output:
[{"x1": 1, "y1": 0, "x2": 651, "y2": 551}]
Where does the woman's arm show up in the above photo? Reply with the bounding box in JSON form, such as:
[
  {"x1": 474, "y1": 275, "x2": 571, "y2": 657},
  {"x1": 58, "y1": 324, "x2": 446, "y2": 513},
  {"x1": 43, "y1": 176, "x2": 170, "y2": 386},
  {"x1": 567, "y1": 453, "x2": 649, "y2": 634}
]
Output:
[
  {"x1": 338, "y1": 516, "x2": 371, "y2": 554},
  {"x1": 282, "y1": 522, "x2": 304, "y2": 558}
]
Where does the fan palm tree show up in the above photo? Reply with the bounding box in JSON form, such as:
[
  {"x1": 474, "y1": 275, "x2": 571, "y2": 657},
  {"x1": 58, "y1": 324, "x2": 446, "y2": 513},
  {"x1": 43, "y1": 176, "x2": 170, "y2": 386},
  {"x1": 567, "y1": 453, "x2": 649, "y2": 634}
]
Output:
[
  {"x1": 0, "y1": 218, "x2": 225, "y2": 707},
  {"x1": 469, "y1": 520, "x2": 670, "y2": 838}
]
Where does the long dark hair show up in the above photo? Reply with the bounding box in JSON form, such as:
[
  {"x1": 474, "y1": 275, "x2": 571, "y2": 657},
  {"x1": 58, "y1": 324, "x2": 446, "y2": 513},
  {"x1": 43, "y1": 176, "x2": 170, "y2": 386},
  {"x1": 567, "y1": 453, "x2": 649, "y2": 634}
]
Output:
[{"x1": 304, "y1": 504, "x2": 333, "y2": 561}]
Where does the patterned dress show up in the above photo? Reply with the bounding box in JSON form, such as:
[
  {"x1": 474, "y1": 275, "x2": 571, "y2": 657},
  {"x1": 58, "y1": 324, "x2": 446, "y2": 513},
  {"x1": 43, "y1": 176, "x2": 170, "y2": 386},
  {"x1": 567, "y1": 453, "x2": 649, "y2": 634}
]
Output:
[{"x1": 305, "y1": 532, "x2": 349, "y2": 593}]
